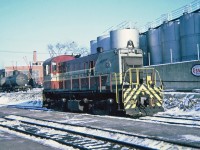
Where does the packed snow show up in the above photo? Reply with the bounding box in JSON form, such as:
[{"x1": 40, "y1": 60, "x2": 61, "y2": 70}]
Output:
[
  {"x1": 160, "y1": 91, "x2": 200, "y2": 118},
  {"x1": 0, "y1": 88, "x2": 200, "y2": 149}
]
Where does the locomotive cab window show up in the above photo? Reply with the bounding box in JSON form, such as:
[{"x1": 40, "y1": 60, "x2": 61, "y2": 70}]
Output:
[
  {"x1": 45, "y1": 65, "x2": 48, "y2": 75},
  {"x1": 84, "y1": 62, "x2": 89, "y2": 75},
  {"x1": 52, "y1": 62, "x2": 57, "y2": 72},
  {"x1": 66, "y1": 63, "x2": 70, "y2": 72},
  {"x1": 58, "y1": 62, "x2": 64, "y2": 73},
  {"x1": 84, "y1": 62, "x2": 89, "y2": 69},
  {"x1": 90, "y1": 61, "x2": 95, "y2": 75}
]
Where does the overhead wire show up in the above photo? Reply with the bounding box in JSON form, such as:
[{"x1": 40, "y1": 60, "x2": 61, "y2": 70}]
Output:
[{"x1": 0, "y1": 50, "x2": 48, "y2": 54}]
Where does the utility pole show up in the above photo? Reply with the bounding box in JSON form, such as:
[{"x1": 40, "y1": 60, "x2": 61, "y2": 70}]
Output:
[{"x1": 23, "y1": 56, "x2": 32, "y2": 79}]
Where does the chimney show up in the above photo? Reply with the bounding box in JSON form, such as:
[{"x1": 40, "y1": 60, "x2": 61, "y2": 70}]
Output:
[{"x1": 33, "y1": 51, "x2": 37, "y2": 63}]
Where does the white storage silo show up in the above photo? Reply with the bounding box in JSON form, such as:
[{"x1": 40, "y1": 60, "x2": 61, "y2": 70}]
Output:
[
  {"x1": 110, "y1": 28, "x2": 139, "y2": 49},
  {"x1": 97, "y1": 35, "x2": 111, "y2": 51},
  {"x1": 90, "y1": 40, "x2": 97, "y2": 54},
  {"x1": 180, "y1": 12, "x2": 200, "y2": 61}
]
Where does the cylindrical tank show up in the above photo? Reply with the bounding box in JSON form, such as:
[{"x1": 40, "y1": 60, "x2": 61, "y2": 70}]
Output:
[
  {"x1": 110, "y1": 28, "x2": 139, "y2": 49},
  {"x1": 13, "y1": 70, "x2": 20, "y2": 76},
  {"x1": 180, "y1": 12, "x2": 200, "y2": 61},
  {"x1": 0, "y1": 77, "x2": 8, "y2": 86},
  {"x1": 97, "y1": 35, "x2": 110, "y2": 51},
  {"x1": 139, "y1": 33, "x2": 148, "y2": 66},
  {"x1": 161, "y1": 20, "x2": 181, "y2": 63},
  {"x1": 9, "y1": 73, "x2": 29, "y2": 86},
  {"x1": 147, "y1": 27, "x2": 162, "y2": 65},
  {"x1": 90, "y1": 40, "x2": 97, "y2": 54}
]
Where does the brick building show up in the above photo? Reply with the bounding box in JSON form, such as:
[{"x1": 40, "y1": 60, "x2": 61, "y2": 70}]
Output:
[{"x1": 5, "y1": 51, "x2": 44, "y2": 85}]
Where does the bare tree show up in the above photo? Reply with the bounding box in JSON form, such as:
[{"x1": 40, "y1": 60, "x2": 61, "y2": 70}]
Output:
[
  {"x1": 47, "y1": 44, "x2": 56, "y2": 58},
  {"x1": 47, "y1": 41, "x2": 89, "y2": 57},
  {"x1": 56, "y1": 43, "x2": 66, "y2": 55}
]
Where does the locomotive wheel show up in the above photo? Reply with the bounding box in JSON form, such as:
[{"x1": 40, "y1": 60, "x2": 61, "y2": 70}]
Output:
[
  {"x1": 61, "y1": 98, "x2": 67, "y2": 112},
  {"x1": 81, "y1": 98, "x2": 91, "y2": 113}
]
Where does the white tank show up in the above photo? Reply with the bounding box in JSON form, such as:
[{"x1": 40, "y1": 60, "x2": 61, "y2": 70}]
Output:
[
  {"x1": 97, "y1": 35, "x2": 110, "y2": 51},
  {"x1": 90, "y1": 40, "x2": 97, "y2": 54},
  {"x1": 110, "y1": 28, "x2": 139, "y2": 49}
]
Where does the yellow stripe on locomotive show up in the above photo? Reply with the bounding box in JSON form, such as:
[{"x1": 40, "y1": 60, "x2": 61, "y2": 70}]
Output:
[{"x1": 122, "y1": 68, "x2": 163, "y2": 116}]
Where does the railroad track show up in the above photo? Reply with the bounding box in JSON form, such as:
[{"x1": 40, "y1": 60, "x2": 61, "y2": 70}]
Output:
[
  {"x1": 0, "y1": 115, "x2": 199, "y2": 150},
  {"x1": 0, "y1": 115, "x2": 152, "y2": 150},
  {"x1": 140, "y1": 115, "x2": 200, "y2": 128}
]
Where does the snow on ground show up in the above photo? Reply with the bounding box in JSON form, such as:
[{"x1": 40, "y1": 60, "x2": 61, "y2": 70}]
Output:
[
  {"x1": 0, "y1": 89, "x2": 200, "y2": 149},
  {"x1": 0, "y1": 88, "x2": 43, "y2": 107}
]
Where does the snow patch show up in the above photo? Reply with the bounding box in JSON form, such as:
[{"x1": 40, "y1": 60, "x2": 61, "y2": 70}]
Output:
[
  {"x1": 180, "y1": 135, "x2": 200, "y2": 142},
  {"x1": 0, "y1": 88, "x2": 43, "y2": 107}
]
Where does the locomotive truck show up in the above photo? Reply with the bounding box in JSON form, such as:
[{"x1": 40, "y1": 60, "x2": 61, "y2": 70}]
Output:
[{"x1": 42, "y1": 44, "x2": 164, "y2": 116}]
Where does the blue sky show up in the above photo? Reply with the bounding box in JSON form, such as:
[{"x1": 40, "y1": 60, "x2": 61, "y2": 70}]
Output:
[{"x1": 0, "y1": 0, "x2": 194, "y2": 68}]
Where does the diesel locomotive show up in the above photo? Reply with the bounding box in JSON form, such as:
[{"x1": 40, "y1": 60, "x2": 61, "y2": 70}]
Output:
[{"x1": 42, "y1": 43, "x2": 164, "y2": 116}]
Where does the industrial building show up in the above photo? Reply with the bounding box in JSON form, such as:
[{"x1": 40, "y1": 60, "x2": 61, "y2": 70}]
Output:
[
  {"x1": 140, "y1": 12, "x2": 200, "y2": 66},
  {"x1": 89, "y1": 1, "x2": 200, "y2": 91}
]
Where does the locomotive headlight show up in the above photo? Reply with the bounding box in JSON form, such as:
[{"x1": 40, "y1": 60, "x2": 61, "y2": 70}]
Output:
[
  {"x1": 107, "y1": 98, "x2": 114, "y2": 104},
  {"x1": 83, "y1": 98, "x2": 88, "y2": 104},
  {"x1": 62, "y1": 98, "x2": 66, "y2": 102}
]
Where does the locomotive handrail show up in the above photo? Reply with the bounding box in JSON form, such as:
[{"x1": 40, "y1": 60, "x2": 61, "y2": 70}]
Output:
[
  {"x1": 122, "y1": 68, "x2": 163, "y2": 91},
  {"x1": 121, "y1": 68, "x2": 163, "y2": 107},
  {"x1": 154, "y1": 69, "x2": 163, "y2": 90},
  {"x1": 62, "y1": 67, "x2": 96, "y2": 77},
  {"x1": 46, "y1": 68, "x2": 122, "y2": 91}
]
